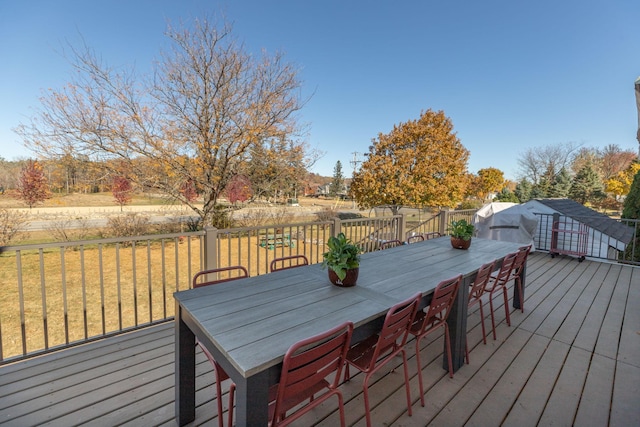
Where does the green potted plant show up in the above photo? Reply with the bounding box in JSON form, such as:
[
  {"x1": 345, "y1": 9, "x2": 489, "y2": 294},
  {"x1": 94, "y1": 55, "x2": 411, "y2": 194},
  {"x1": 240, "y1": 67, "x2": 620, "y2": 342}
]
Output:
[
  {"x1": 322, "y1": 232, "x2": 361, "y2": 287},
  {"x1": 447, "y1": 219, "x2": 475, "y2": 249}
]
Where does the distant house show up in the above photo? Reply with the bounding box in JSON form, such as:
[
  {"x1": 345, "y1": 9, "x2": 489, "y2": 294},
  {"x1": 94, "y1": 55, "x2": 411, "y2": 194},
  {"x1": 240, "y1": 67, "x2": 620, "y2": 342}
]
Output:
[{"x1": 524, "y1": 198, "x2": 634, "y2": 259}]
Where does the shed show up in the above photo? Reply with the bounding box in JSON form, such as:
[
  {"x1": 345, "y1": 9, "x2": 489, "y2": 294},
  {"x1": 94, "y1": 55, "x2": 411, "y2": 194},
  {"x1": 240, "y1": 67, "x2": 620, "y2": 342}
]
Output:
[{"x1": 523, "y1": 198, "x2": 634, "y2": 259}]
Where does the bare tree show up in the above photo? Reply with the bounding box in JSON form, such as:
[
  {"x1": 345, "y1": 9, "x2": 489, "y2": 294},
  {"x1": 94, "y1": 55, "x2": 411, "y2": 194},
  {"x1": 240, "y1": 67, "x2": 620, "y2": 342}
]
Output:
[
  {"x1": 517, "y1": 142, "x2": 580, "y2": 185},
  {"x1": 16, "y1": 17, "x2": 309, "y2": 226}
]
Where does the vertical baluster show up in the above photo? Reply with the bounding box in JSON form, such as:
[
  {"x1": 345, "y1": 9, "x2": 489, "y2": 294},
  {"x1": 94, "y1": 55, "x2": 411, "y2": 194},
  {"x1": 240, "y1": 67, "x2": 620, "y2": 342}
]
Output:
[
  {"x1": 60, "y1": 247, "x2": 69, "y2": 344},
  {"x1": 147, "y1": 240, "x2": 152, "y2": 323},
  {"x1": 132, "y1": 241, "x2": 137, "y2": 327},
  {"x1": 38, "y1": 248, "x2": 48, "y2": 350},
  {"x1": 80, "y1": 246, "x2": 88, "y2": 339},
  {"x1": 99, "y1": 244, "x2": 105, "y2": 335}
]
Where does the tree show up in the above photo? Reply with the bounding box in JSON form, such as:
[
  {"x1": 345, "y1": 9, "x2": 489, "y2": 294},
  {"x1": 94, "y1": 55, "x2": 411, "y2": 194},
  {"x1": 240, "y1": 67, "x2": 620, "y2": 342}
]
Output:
[
  {"x1": 17, "y1": 17, "x2": 307, "y2": 227},
  {"x1": 225, "y1": 174, "x2": 252, "y2": 204},
  {"x1": 622, "y1": 170, "x2": 640, "y2": 219},
  {"x1": 350, "y1": 110, "x2": 469, "y2": 213},
  {"x1": 622, "y1": 170, "x2": 640, "y2": 262},
  {"x1": 599, "y1": 144, "x2": 636, "y2": 181},
  {"x1": 517, "y1": 142, "x2": 579, "y2": 185},
  {"x1": 514, "y1": 179, "x2": 532, "y2": 202},
  {"x1": 569, "y1": 162, "x2": 604, "y2": 205},
  {"x1": 494, "y1": 187, "x2": 520, "y2": 203},
  {"x1": 606, "y1": 162, "x2": 640, "y2": 199},
  {"x1": 474, "y1": 167, "x2": 504, "y2": 201},
  {"x1": 329, "y1": 161, "x2": 344, "y2": 197},
  {"x1": 112, "y1": 175, "x2": 132, "y2": 211},
  {"x1": 245, "y1": 136, "x2": 314, "y2": 202},
  {"x1": 549, "y1": 167, "x2": 572, "y2": 198},
  {"x1": 179, "y1": 178, "x2": 198, "y2": 204},
  {"x1": 16, "y1": 159, "x2": 50, "y2": 208}
]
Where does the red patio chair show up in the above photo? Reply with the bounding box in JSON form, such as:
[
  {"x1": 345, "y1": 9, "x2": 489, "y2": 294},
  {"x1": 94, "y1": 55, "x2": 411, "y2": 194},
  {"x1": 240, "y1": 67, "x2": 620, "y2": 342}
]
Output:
[
  {"x1": 270, "y1": 255, "x2": 309, "y2": 272},
  {"x1": 424, "y1": 231, "x2": 443, "y2": 240},
  {"x1": 268, "y1": 321, "x2": 353, "y2": 426},
  {"x1": 485, "y1": 252, "x2": 518, "y2": 340},
  {"x1": 192, "y1": 265, "x2": 248, "y2": 427},
  {"x1": 410, "y1": 274, "x2": 462, "y2": 406},
  {"x1": 379, "y1": 239, "x2": 403, "y2": 250},
  {"x1": 343, "y1": 292, "x2": 421, "y2": 427},
  {"x1": 510, "y1": 245, "x2": 532, "y2": 312},
  {"x1": 465, "y1": 261, "x2": 495, "y2": 364},
  {"x1": 192, "y1": 265, "x2": 249, "y2": 288},
  {"x1": 406, "y1": 234, "x2": 425, "y2": 244}
]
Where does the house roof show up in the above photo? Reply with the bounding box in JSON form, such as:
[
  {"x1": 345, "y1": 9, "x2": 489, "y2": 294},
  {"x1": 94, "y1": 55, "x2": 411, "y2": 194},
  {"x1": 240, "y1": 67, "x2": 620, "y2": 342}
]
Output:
[{"x1": 535, "y1": 198, "x2": 634, "y2": 244}]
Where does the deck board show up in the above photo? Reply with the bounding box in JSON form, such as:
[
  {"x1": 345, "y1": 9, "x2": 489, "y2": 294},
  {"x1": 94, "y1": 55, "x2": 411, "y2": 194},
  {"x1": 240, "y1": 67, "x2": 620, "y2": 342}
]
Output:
[{"x1": 1, "y1": 252, "x2": 639, "y2": 426}]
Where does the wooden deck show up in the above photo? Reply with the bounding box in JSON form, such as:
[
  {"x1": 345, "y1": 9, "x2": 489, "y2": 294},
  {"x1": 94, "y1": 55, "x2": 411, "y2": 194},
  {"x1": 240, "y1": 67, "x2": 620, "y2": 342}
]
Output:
[{"x1": 1, "y1": 252, "x2": 638, "y2": 426}]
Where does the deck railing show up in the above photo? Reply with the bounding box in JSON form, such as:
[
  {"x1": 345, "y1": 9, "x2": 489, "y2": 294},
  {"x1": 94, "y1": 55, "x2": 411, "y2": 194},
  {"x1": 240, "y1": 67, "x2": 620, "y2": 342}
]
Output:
[
  {"x1": 15, "y1": 207, "x2": 632, "y2": 364},
  {"x1": 1, "y1": 213, "x2": 428, "y2": 363}
]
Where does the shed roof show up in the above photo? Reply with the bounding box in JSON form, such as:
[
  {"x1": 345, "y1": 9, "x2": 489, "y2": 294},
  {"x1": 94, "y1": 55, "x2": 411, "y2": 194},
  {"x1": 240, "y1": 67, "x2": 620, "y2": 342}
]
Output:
[{"x1": 535, "y1": 198, "x2": 634, "y2": 244}]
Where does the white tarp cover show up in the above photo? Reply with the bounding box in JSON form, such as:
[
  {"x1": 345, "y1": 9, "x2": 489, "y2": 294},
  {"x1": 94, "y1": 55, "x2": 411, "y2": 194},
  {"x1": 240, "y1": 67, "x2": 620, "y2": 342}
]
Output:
[{"x1": 472, "y1": 202, "x2": 539, "y2": 250}]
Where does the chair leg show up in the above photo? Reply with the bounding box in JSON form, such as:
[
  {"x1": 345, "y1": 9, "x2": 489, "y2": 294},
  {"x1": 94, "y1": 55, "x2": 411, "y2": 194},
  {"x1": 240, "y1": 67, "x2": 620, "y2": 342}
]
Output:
[
  {"x1": 363, "y1": 373, "x2": 373, "y2": 427},
  {"x1": 502, "y1": 286, "x2": 511, "y2": 326},
  {"x1": 401, "y1": 349, "x2": 413, "y2": 417},
  {"x1": 478, "y1": 301, "x2": 487, "y2": 345},
  {"x1": 444, "y1": 327, "x2": 454, "y2": 378},
  {"x1": 337, "y1": 392, "x2": 347, "y2": 427},
  {"x1": 415, "y1": 337, "x2": 425, "y2": 406},
  {"x1": 489, "y1": 292, "x2": 498, "y2": 340},
  {"x1": 227, "y1": 383, "x2": 235, "y2": 427},
  {"x1": 216, "y1": 376, "x2": 225, "y2": 427}
]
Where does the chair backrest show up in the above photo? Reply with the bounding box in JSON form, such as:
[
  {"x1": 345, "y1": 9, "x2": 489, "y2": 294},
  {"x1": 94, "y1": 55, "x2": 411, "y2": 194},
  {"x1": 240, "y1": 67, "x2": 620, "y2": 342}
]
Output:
[
  {"x1": 469, "y1": 261, "x2": 495, "y2": 303},
  {"x1": 416, "y1": 275, "x2": 462, "y2": 334},
  {"x1": 192, "y1": 266, "x2": 249, "y2": 288},
  {"x1": 424, "y1": 232, "x2": 443, "y2": 240},
  {"x1": 366, "y1": 292, "x2": 421, "y2": 370},
  {"x1": 406, "y1": 234, "x2": 425, "y2": 244},
  {"x1": 512, "y1": 245, "x2": 532, "y2": 275},
  {"x1": 380, "y1": 239, "x2": 403, "y2": 250},
  {"x1": 490, "y1": 252, "x2": 518, "y2": 287},
  {"x1": 270, "y1": 255, "x2": 310, "y2": 272},
  {"x1": 270, "y1": 321, "x2": 353, "y2": 424}
]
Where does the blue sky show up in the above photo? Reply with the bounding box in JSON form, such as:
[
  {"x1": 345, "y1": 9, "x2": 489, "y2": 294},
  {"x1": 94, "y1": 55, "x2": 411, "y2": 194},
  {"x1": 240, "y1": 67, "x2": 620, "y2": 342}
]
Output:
[{"x1": 1, "y1": 0, "x2": 639, "y2": 181}]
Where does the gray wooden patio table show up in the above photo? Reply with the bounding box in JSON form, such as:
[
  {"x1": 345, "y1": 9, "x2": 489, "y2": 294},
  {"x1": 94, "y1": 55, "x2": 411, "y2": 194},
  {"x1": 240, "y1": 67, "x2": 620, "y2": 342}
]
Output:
[{"x1": 174, "y1": 237, "x2": 524, "y2": 426}]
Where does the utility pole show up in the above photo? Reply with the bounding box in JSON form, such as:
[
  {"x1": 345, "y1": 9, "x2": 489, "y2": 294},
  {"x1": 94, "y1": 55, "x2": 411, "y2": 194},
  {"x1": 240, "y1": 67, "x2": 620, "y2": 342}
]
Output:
[{"x1": 349, "y1": 152, "x2": 362, "y2": 209}]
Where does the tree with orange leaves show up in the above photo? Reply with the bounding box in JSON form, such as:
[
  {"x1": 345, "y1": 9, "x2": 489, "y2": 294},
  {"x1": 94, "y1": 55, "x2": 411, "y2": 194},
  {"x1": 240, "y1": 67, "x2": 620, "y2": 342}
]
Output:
[{"x1": 350, "y1": 110, "x2": 469, "y2": 214}]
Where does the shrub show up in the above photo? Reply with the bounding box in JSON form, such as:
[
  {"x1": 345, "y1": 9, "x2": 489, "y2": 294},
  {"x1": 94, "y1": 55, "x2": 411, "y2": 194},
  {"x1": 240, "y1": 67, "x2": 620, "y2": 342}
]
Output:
[
  {"x1": 104, "y1": 213, "x2": 150, "y2": 238},
  {"x1": 0, "y1": 208, "x2": 29, "y2": 246}
]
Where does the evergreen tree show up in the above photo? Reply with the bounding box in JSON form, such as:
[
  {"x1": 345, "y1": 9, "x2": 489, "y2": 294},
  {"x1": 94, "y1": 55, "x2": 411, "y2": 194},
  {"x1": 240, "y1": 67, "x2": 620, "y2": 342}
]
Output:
[
  {"x1": 494, "y1": 187, "x2": 520, "y2": 203},
  {"x1": 329, "y1": 160, "x2": 344, "y2": 197},
  {"x1": 514, "y1": 179, "x2": 532, "y2": 202},
  {"x1": 622, "y1": 170, "x2": 640, "y2": 219},
  {"x1": 549, "y1": 167, "x2": 572, "y2": 197},
  {"x1": 621, "y1": 170, "x2": 640, "y2": 262},
  {"x1": 569, "y1": 163, "x2": 604, "y2": 205}
]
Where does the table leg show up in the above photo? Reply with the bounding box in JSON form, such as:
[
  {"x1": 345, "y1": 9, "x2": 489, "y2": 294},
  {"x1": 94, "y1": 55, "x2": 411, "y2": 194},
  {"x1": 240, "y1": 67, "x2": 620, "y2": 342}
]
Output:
[
  {"x1": 512, "y1": 262, "x2": 527, "y2": 310},
  {"x1": 445, "y1": 274, "x2": 470, "y2": 372},
  {"x1": 175, "y1": 304, "x2": 196, "y2": 426},
  {"x1": 234, "y1": 370, "x2": 271, "y2": 426}
]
